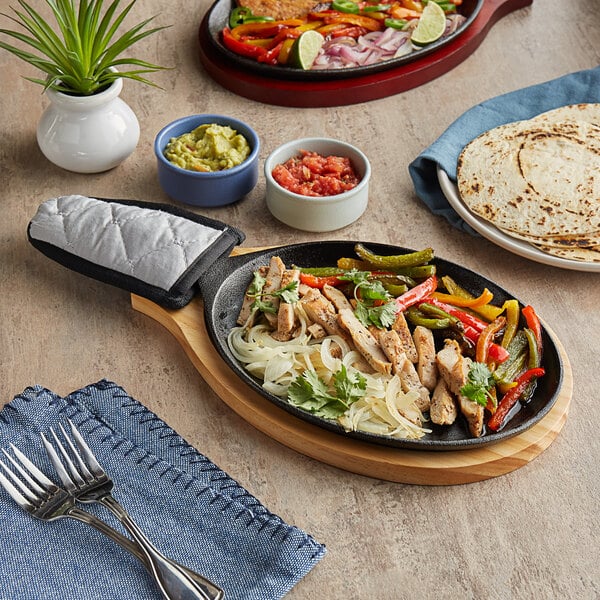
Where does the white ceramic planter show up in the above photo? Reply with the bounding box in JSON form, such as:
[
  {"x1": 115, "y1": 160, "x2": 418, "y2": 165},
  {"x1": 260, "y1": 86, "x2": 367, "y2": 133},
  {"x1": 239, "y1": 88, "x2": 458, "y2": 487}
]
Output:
[{"x1": 36, "y1": 76, "x2": 140, "y2": 173}]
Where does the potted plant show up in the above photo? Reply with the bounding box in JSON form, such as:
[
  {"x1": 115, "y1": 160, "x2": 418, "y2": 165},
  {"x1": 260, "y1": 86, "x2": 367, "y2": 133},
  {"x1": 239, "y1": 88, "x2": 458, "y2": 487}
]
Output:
[{"x1": 0, "y1": 0, "x2": 169, "y2": 173}]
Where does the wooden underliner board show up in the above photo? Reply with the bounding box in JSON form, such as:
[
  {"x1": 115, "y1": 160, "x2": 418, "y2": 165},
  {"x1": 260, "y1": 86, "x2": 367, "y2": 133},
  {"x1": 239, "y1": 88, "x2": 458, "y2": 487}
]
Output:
[
  {"x1": 197, "y1": 0, "x2": 533, "y2": 107},
  {"x1": 131, "y1": 286, "x2": 571, "y2": 486}
]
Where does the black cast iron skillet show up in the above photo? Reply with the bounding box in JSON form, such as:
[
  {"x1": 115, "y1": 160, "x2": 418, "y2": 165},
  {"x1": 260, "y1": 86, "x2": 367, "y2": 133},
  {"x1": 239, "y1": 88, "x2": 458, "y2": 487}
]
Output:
[
  {"x1": 205, "y1": 0, "x2": 484, "y2": 81},
  {"x1": 197, "y1": 241, "x2": 563, "y2": 451}
]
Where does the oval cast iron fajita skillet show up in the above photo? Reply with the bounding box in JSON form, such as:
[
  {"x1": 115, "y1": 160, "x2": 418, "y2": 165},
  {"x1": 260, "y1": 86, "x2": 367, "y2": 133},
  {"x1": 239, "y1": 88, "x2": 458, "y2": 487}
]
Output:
[
  {"x1": 197, "y1": 240, "x2": 563, "y2": 451},
  {"x1": 205, "y1": 0, "x2": 484, "y2": 82}
]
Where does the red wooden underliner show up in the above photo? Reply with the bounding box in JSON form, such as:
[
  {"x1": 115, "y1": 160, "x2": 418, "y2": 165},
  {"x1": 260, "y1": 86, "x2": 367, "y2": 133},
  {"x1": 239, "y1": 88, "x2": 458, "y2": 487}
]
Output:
[{"x1": 197, "y1": 0, "x2": 532, "y2": 107}]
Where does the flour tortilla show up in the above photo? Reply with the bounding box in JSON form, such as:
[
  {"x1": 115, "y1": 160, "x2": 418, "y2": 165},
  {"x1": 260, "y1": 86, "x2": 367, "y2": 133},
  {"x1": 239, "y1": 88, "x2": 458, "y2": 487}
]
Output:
[
  {"x1": 495, "y1": 226, "x2": 600, "y2": 248},
  {"x1": 456, "y1": 103, "x2": 600, "y2": 262},
  {"x1": 531, "y1": 244, "x2": 600, "y2": 263}
]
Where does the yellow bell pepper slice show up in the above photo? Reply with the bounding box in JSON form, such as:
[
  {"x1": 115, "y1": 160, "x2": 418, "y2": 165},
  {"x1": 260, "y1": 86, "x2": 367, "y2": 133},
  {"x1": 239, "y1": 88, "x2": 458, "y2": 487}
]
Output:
[{"x1": 501, "y1": 299, "x2": 520, "y2": 349}]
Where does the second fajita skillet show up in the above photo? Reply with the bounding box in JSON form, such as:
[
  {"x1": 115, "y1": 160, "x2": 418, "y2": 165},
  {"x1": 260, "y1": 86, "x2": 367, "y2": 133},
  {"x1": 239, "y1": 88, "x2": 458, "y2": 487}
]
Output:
[
  {"x1": 27, "y1": 197, "x2": 562, "y2": 452},
  {"x1": 205, "y1": 0, "x2": 483, "y2": 81}
]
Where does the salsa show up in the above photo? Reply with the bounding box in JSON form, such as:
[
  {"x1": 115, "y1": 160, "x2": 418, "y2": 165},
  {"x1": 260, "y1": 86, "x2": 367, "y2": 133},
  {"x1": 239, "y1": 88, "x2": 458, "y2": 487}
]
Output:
[{"x1": 272, "y1": 150, "x2": 361, "y2": 197}]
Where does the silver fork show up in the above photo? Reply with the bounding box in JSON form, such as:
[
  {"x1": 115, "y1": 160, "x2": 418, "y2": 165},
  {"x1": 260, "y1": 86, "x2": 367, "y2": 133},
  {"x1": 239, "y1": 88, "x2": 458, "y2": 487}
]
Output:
[
  {"x1": 41, "y1": 420, "x2": 224, "y2": 600},
  {"x1": 0, "y1": 442, "x2": 223, "y2": 600}
]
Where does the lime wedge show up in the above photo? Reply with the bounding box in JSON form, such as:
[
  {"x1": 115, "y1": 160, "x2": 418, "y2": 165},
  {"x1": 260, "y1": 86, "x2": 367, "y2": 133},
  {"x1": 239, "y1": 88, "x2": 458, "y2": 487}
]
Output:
[
  {"x1": 290, "y1": 30, "x2": 325, "y2": 70},
  {"x1": 410, "y1": 1, "x2": 447, "y2": 46}
]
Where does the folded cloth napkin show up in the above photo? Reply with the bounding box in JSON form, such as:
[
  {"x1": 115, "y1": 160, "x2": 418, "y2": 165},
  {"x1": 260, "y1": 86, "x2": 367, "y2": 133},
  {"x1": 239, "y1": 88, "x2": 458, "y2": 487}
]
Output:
[
  {"x1": 0, "y1": 380, "x2": 325, "y2": 600},
  {"x1": 408, "y1": 65, "x2": 600, "y2": 233}
]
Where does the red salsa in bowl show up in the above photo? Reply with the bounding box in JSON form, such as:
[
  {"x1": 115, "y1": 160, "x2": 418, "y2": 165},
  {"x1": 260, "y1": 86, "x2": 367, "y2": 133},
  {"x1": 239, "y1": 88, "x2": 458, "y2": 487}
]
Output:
[{"x1": 272, "y1": 149, "x2": 361, "y2": 197}]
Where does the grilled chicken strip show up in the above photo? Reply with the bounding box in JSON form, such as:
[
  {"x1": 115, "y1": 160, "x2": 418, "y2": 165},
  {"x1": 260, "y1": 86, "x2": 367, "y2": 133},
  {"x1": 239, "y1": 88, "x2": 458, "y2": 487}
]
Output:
[
  {"x1": 300, "y1": 288, "x2": 350, "y2": 341},
  {"x1": 413, "y1": 325, "x2": 438, "y2": 392},
  {"x1": 322, "y1": 283, "x2": 353, "y2": 313},
  {"x1": 436, "y1": 339, "x2": 484, "y2": 437},
  {"x1": 391, "y1": 311, "x2": 418, "y2": 363},
  {"x1": 338, "y1": 308, "x2": 392, "y2": 375},
  {"x1": 430, "y1": 378, "x2": 458, "y2": 426},
  {"x1": 262, "y1": 256, "x2": 286, "y2": 327},
  {"x1": 378, "y1": 329, "x2": 429, "y2": 409},
  {"x1": 272, "y1": 269, "x2": 300, "y2": 341}
]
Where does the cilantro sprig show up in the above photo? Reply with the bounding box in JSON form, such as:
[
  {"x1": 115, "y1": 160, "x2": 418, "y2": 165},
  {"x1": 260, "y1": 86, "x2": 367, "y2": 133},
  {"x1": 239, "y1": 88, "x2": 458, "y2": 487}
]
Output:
[
  {"x1": 461, "y1": 362, "x2": 496, "y2": 407},
  {"x1": 247, "y1": 270, "x2": 299, "y2": 315},
  {"x1": 338, "y1": 269, "x2": 397, "y2": 328},
  {"x1": 288, "y1": 365, "x2": 367, "y2": 419}
]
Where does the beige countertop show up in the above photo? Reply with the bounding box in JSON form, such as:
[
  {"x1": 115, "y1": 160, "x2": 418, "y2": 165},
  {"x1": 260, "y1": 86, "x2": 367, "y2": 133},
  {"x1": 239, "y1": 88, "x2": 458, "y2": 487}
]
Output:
[{"x1": 1, "y1": 0, "x2": 599, "y2": 598}]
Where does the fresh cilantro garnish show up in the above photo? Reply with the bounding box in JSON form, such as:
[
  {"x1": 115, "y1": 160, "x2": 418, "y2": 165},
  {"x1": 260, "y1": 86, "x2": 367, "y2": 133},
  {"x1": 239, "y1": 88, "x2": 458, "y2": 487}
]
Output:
[
  {"x1": 461, "y1": 362, "x2": 496, "y2": 407},
  {"x1": 338, "y1": 269, "x2": 371, "y2": 285},
  {"x1": 248, "y1": 270, "x2": 266, "y2": 296},
  {"x1": 340, "y1": 270, "x2": 396, "y2": 328},
  {"x1": 276, "y1": 281, "x2": 300, "y2": 304},
  {"x1": 333, "y1": 364, "x2": 367, "y2": 404},
  {"x1": 247, "y1": 273, "x2": 299, "y2": 315},
  {"x1": 288, "y1": 365, "x2": 366, "y2": 419}
]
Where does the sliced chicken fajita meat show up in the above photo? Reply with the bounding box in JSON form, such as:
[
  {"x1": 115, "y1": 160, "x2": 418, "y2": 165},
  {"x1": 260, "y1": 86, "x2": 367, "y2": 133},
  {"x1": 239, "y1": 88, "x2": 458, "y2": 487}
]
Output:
[
  {"x1": 430, "y1": 378, "x2": 458, "y2": 426},
  {"x1": 391, "y1": 311, "x2": 418, "y2": 363},
  {"x1": 307, "y1": 322, "x2": 327, "y2": 339},
  {"x1": 338, "y1": 308, "x2": 392, "y2": 375},
  {"x1": 322, "y1": 283, "x2": 354, "y2": 313},
  {"x1": 413, "y1": 325, "x2": 438, "y2": 392},
  {"x1": 300, "y1": 288, "x2": 350, "y2": 341},
  {"x1": 272, "y1": 269, "x2": 300, "y2": 341},
  {"x1": 262, "y1": 256, "x2": 286, "y2": 327},
  {"x1": 436, "y1": 339, "x2": 484, "y2": 437},
  {"x1": 378, "y1": 329, "x2": 430, "y2": 411}
]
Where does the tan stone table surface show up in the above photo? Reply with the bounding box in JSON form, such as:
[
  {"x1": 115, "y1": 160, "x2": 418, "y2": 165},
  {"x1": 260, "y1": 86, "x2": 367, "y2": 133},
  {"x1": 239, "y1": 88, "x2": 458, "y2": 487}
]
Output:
[{"x1": 1, "y1": 0, "x2": 599, "y2": 598}]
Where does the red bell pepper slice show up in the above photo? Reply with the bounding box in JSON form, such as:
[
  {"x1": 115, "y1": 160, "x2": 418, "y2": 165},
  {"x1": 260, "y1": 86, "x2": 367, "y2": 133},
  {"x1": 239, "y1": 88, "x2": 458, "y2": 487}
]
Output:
[
  {"x1": 425, "y1": 297, "x2": 487, "y2": 332},
  {"x1": 522, "y1": 304, "x2": 543, "y2": 356},
  {"x1": 395, "y1": 275, "x2": 437, "y2": 312},
  {"x1": 299, "y1": 272, "x2": 344, "y2": 289},
  {"x1": 487, "y1": 342, "x2": 509, "y2": 364},
  {"x1": 222, "y1": 27, "x2": 268, "y2": 60},
  {"x1": 487, "y1": 367, "x2": 546, "y2": 431},
  {"x1": 476, "y1": 317, "x2": 506, "y2": 364},
  {"x1": 257, "y1": 40, "x2": 285, "y2": 63},
  {"x1": 425, "y1": 298, "x2": 509, "y2": 363}
]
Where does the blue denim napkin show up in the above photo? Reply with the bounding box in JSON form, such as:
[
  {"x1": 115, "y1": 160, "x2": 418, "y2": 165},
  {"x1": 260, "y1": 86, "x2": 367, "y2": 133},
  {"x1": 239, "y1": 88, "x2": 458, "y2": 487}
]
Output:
[
  {"x1": 408, "y1": 65, "x2": 600, "y2": 233},
  {"x1": 0, "y1": 380, "x2": 325, "y2": 600}
]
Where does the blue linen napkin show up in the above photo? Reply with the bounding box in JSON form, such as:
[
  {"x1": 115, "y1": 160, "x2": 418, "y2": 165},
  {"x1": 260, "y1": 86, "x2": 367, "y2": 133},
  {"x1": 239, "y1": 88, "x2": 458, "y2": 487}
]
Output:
[
  {"x1": 408, "y1": 65, "x2": 600, "y2": 233},
  {"x1": 0, "y1": 380, "x2": 326, "y2": 600}
]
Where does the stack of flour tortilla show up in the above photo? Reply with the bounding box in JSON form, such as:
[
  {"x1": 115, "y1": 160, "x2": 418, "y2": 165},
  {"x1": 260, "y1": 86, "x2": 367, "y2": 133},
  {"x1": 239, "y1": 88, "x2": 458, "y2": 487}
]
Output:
[{"x1": 456, "y1": 104, "x2": 600, "y2": 263}]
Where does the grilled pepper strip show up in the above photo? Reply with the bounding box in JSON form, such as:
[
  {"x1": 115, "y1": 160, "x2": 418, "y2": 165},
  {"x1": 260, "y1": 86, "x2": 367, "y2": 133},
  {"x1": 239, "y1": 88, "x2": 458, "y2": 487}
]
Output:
[
  {"x1": 355, "y1": 244, "x2": 434, "y2": 269},
  {"x1": 405, "y1": 306, "x2": 451, "y2": 329},
  {"x1": 501, "y1": 299, "x2": 520, "y2": 348},
  {"x1": 476, "y1": 316, "x2": 506, "y2": 364},
  {"x1": 522, "y1": 305, "x2": 543, "y2": 357},
  {"x1": 331, "y1": 0, "x2": 360, "y2": 13},
  {"x1": 493, "y1": 331, "x2": 528, "y2": 387},
  {"x1": 222, "y1": 28, "x2": 268, "y2": 59},
  {"x1": 395, "y1": 275, "x2": 437, "y2": 312},
  {"x1": 440, "y1": 275, "x2": 503, "y2": 321},
  {"x1": 487, "y1": 367, "x2": 546, "y2": 431},
  {"x1": 433, "y1": 288, "x2": 494, "y2": 308},
  {"x1": 299, "y1": 273, "x2": 344, "y2": 288}
]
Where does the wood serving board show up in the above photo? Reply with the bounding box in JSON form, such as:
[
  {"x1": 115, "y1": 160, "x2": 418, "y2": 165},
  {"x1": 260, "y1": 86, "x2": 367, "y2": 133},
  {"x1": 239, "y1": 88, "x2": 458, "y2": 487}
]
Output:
[
  {"x1": 131, "y1": 249, "x2": 571, "y2": 485},
  {"x1": 197, "y1": 0, "x2": 532, "y2": 107}
]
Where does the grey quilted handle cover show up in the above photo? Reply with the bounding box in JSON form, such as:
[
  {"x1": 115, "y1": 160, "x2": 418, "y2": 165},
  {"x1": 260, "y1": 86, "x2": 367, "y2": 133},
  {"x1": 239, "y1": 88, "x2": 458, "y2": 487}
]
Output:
[{"x1": 27, "y1": 195, "x2": 245, "y2": 308}]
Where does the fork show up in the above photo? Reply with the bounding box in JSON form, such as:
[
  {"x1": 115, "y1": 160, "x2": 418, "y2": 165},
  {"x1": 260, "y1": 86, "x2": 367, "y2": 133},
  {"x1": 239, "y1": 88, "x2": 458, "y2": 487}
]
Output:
[
  {"x1": 0, "y1": 443, "x2": 223, "y2": 600},
  {"x1": 41, "y1": 420, "x2": 224, "y2": 600}
]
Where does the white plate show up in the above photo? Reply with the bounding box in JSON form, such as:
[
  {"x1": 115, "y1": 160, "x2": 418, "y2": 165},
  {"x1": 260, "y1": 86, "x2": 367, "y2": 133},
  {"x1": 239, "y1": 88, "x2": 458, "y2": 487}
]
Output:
[{"x1": 436, "y1": 166, "x2": 600, "y2": 273}]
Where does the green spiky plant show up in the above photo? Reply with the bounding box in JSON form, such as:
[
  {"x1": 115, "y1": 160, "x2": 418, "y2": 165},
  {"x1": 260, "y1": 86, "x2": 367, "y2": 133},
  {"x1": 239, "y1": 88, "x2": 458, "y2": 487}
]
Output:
[{"x1": 0, "y1": 0, "x2": 168, "y2": 96}]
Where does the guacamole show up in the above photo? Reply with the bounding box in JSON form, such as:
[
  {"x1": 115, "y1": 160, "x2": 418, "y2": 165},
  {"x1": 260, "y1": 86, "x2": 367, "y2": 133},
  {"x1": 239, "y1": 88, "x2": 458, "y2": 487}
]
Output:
[{"x1": 164, "y1": 123, "x2": 251, "y2": 172}]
